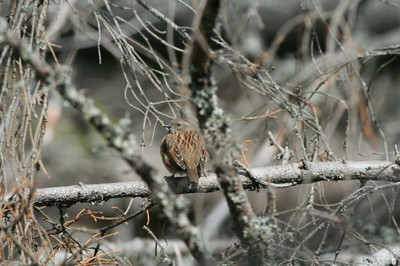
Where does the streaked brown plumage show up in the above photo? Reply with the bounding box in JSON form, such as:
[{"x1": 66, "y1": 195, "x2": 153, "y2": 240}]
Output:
[{"x1": 160, "y1": 118, "x2": 207, "y2": 183}]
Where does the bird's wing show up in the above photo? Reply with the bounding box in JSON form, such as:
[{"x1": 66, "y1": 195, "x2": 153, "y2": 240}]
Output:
[
  {"x1": 166, "y1": 134, "x2": 186, "y2": 170},
  {"x1": 181, "y1": 130, "x2": 203, "y2": 167}
]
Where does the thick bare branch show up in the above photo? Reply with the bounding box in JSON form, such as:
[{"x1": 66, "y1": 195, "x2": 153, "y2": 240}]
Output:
[
  {"x1": 170, "y1": 160, "x2": 400, "y2": 193},
  {"x1": 185, "y1": 0, "x2": 276, "y2": 264},
  {"x1": 33, "y1": 182, "x2": 149, "y2": 207},
  {"x1": 2, "y1": 160, "x2": 396, "y2": 208}
]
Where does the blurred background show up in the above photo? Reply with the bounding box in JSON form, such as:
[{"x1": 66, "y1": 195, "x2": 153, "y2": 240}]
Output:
[{"x1": 2, "y1": 0, "x2": 400, "y2": 264}]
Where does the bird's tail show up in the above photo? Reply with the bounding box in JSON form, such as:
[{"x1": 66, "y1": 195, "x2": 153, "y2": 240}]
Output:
[{"x1": 187, "y1": 168, "x2": 199, "y2": 183}]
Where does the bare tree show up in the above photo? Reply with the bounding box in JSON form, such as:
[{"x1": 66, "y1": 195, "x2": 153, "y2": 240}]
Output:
[{"x1": 1, "y1": 0, "x2": 400, "y2": 265}]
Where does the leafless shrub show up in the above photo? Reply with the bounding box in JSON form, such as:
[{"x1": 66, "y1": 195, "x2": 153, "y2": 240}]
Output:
[{"x1": 1, "y1": 0, "x2": 400, "y2": 265}]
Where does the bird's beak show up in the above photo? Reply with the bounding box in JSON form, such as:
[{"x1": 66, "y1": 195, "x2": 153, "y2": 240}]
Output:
[{"x1": 164, "y1": 124, "x2": 171, "y2": 132}]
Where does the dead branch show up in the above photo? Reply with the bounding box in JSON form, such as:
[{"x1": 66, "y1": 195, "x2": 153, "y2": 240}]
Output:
[{"x1": 2, "y1": 160, "x2": 397, "y2": 209}]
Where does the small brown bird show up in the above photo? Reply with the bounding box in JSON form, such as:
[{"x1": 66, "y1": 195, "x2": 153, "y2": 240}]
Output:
[{"x1": 160, "y1": 118, "x2": 207, "y2": 183}]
